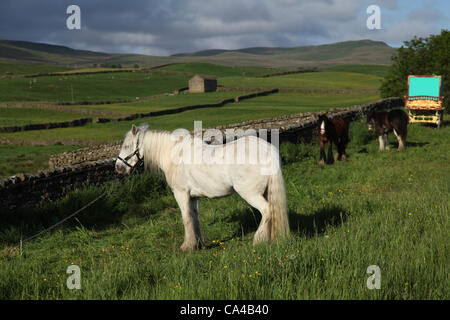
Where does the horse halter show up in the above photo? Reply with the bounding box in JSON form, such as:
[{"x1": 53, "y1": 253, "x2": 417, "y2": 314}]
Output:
[{"x1": 117, "y1": 146, "x2": 144, "y2": 174}]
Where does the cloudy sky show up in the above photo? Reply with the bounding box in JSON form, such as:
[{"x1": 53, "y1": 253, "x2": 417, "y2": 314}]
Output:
[{"x1": 0, "y1": 0, "x2": 448, "y2": 56}]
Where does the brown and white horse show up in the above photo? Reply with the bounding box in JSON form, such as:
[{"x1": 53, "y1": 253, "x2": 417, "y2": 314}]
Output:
[
  {"x1": 317, "y1": 115, "x2": 349, "y2": 165},
  {"x1": 366, "y1": 109, "x2": 408, "y2": 151}
]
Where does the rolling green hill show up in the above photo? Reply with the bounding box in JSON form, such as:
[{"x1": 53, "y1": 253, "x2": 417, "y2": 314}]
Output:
[
  {"x1": 0, "y1": 40, "x2": 109, "y2": 65},
  {"x1": 170, "y1": 40, "x2": 396, "y2": 67},
  {"x1": 0, "y1": 39, "x2": 395, "y2": 69},
  {"x1": 0, "y1": 60, "x2": 70, "y2": 76}
]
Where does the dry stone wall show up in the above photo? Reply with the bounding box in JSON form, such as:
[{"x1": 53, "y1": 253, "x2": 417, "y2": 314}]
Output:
[
  {"x1": 0, "y1": 97, "x2": 403, "y2": 209},
  {"x1": 257, "y1": 68, "x2": 318, "y2": 78},
  {"x1": 0, "y1": 159, "x2": 117, "y2": 209},
  {"x1": 0, "y1": 118, "x2": 92, "y2": 133},
  {"x1": 95, "y1": 89, "x2": 279, "y2": 123}
]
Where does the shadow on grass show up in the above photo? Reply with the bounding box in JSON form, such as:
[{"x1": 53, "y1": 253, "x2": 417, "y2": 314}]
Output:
[
  {"x1": 404, "y1": 141, "x2": 429, "y2": 148},
  {"x1": 417, "y1": 119, "x2": 449, "y2": 129},
  {"x1": 288, "y1": 207, "x2": 349, "y2": 237},
  {"x1": 222, "y1": 205, "x2": 349, "y2": 242}
]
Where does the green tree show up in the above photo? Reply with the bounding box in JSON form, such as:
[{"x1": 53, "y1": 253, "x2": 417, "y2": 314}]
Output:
[{"x1": 380, "y1": 29, "x2": 449, "y2": 112}]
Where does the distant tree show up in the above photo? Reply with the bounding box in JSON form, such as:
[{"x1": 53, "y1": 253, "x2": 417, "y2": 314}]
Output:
[{"x1": 380, "y1": 29, "x2": 449, "y2": 112}]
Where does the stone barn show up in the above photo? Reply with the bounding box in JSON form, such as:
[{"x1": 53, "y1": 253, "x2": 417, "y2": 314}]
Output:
[{"x1": 189, "y1": 74, "x2": 217, "y2": 93}]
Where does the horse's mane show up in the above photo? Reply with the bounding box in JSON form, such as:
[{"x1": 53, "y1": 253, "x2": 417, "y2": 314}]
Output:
[
  {"x1": 141, "y1": 129, "x2": 171, "y2": 172},
  {"x1": 140, "y1": 128, "x2": 195, "y2": 186}
]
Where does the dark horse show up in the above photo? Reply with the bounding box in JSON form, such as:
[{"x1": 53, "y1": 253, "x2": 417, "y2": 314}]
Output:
[
  {"x1": 366, "y1": 109, "x2": 409, "y2": 151},
  {"x1": 317, "y1": 115, "x2": 349, "y2": 165}
]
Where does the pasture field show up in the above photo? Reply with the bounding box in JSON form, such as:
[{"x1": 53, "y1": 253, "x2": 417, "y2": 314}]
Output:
[
  {"x1": 73, "y1": 91, "x2": 253, "y2": 115},
  {"x1": 53, "y1": 67, "x2": 138, "y2": 75},
  {"x1": 0, "y1": 145, "x2": 81, "y2": 177},
  {"x1": 0, "y1": 92, "x2": 381, "y2": 147},
  {"x1": 0, "y1": 60, "x2": 71, "y2": 76},
  {"x1": 158, "y1": 62, "x2": 289, "y2": 77},
  {"x1": 0, "y1": 62, "x2": 384, "y2": 177},
  {"x1": 0, "y1": 107, "x2": 92, "y2": 126},
  {"x1": 0, "y1": 72, "x2": 191, "y2": 102},
  {"x1": 219, "y1": 72, "x2": 383, "y2": 90},
  {"x1": 320, "y1": 64, "x2": 390, "y2": 77},
  {"x1": 0, "y1": 120, "x2": 448, "y2": 299}
]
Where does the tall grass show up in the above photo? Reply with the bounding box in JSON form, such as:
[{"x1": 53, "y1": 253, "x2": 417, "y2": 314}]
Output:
[{"x1": 0, "y1": 120, "x2": 448, "y2": 299}]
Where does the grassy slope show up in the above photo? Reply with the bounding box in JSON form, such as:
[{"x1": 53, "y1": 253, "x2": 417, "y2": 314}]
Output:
[
  {"x1": 0, "y1": 108, "x2": 93, "y2": 126},
  {"x1": 0, "y1": 63, "x2": 384, "y2": 177},
  {"x1": 233, "y1": 92, "x2": 381, "y2": 111},
  {"x1": 0, "y1": 121, "x2": 448, "y2": 299},
  {"x1": 74, "y1": 91, "x2": 252, "y2": 115},
  {"x1": 0, "y1": 40, "x2": 395, "y2": 68},
  {"x1": 0, "y1": 41, "x2": 110, "y2": 66},
  {"x1": 320, "y1": 64, "x2": 390, "y2": 77},
  {"x1": 0, "y1": 145, "x2": 81, "y2": 177},
  {"x1": 0, "y1": 73, "x2": 191, "y2": 102},
  {"x1": 0, "y1": 93, "x2": 381, "y2": 144},
  {"x1": 171, "y1": 40, "x2": 395, "y2": 67},
  {"x1": 159, "y1": 63, "x2": 289, "y2": 77},
  {"x1": 0, "y1": 91, "x2": 380, "y2": 177},
  {"x1": 0, "y1": 60, "x2": 71, "y2": 75},
  {"x1": 220, "y1": 72, "x2": 383, "y2": 90}
]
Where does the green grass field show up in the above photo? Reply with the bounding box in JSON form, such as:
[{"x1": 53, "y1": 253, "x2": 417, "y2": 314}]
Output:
[
  {"x1": 0, "y1": 60, "x2": 71, "y2": 76},
  {"x1": 320, "y1": 64, "x2": 390, "y2": 77},
  {"x1": 0, "y1": 72, "x2": 191, "y2": 102},
  {"x1": 159, "y1": 63, "x2": 289, "y2": 77},
  {"x1": 0, "y1": 92, "x2": 381, "y2": 146},
  {"x1": 73, "y1": 91, "x2": 251, "y2": 115},
  {"x1": 0, "y1": 145, "x2": 81, "y2": 177},
  {"x1": 0, "y1": 107, "x2": 92, "y2": 126},
  {"x1": 219, "y1": 72, "x2": 383, "y2": 90},
  {"x1": 0, "y1": 61, "x2": 448, "y2": 300},
  {"x1": 0, "y1": 120, "x2": 448, "y2": 299},
  {"x1": 0, "y1": 62, "x2": 385, "y2": 180}
]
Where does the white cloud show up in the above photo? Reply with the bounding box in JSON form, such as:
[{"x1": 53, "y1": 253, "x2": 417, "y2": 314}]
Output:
[{"x1": 1, "y1": 0, "x2": 448, "y2": 55}]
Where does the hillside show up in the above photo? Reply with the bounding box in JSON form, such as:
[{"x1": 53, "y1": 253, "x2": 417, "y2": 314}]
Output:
[
  {"x1": 0, "y1": 40, "x2": 110, "y2": 65},
  {"x1": 171, "y1": 40, "x2": 396, "y2": 67},
  {"x1": 0, "y1": 39, "x2": 395, "y2": 69}
]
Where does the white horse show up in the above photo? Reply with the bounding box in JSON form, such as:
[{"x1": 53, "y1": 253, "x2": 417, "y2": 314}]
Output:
[{"x1": 115, "y1": 124, "x2": 290, "y2": 251}]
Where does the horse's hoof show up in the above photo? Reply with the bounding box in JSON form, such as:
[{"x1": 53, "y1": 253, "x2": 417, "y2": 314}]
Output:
[
  {"x1": 180, "y1": 242, "x2": 196, "y2": 252},
  {"x1": 318, "y1": 160, "x2": 325, "y2": 165}
]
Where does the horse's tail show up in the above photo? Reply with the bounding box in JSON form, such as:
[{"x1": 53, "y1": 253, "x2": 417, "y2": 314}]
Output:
[{"x1": 267, "y1": 168, "x2": 290, "y2": 241}]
